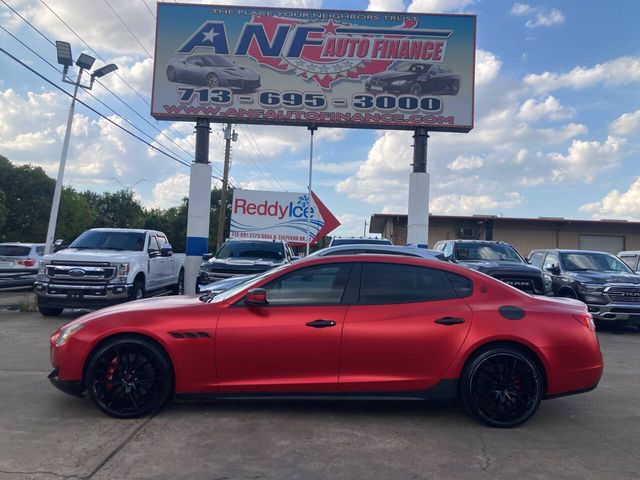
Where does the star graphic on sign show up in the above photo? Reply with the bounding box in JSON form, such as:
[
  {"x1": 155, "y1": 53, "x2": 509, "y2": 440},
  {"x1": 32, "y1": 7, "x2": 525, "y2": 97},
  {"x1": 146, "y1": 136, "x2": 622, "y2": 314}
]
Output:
[
  {"x1": 322, "y1": 20, "x2": 339, "y2": 36},
  {"x1": 202, "y1": 28, "x2": 218, "y2": 43}
]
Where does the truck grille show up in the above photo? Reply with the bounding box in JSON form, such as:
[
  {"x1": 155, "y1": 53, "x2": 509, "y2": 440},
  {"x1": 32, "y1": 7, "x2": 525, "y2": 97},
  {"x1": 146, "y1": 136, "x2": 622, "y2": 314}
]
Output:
[
  {"x1": 46, "y1": 264, "x2": 116, "y2": 282},
  {"x1": 494, "y1": 276, "x2": 535, "y2": 293},
  {"x1": 607, "y1": 286, "x2": 640, "y2": 303}
]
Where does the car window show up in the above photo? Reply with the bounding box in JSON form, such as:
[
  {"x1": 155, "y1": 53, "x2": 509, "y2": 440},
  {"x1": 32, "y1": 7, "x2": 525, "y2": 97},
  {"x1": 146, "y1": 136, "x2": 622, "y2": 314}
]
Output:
[
  {"x1": 619, "y1": 255, "x2": 639, "y2": 270},
  {"x1": 262, "y1": 264, "x2": 353, "y2": 305},
  {"x1": 529, "y1": 252, "x2": 546, "y2": 268},
  {"x1": 543, "y1": 253, "x2": 559, "y2": 271},
  {"x1": 359, "y1": 263, "x2": 461, "y2": 304},
  {"x1": 35, "y1": 246, "x2": 45, "y2": 256},
  {"x1": 69, "y1": 231, "x2": 146, "y2": 251},
  {"x1": 157, "y1": 234, "x2": 168, "y2": 246},
  {"x1": 443, "y1": 242, "x2": 453, "y2": 258},
  {"x1": 560, "y1": 252, "x2": 632, "y2": 273},
  {"x1": 454, "y1": 243, "x2": 523, "y2": 262},
  {"x1": 187, "y1": 56, "x2": 201, "y2": 65},
  {"x1": 0, "y1": 245, "x2": 31, "y2": 256},
  {"x1": 148, "y1": 236, "x2": 160, "y2": 252},
  {"x1": 218, "y1": 241, "x2": 284, "y2": 261}
]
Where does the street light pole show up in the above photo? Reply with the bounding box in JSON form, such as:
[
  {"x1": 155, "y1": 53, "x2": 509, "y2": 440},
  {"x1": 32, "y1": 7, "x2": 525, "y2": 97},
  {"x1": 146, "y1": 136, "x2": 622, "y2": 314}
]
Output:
[{"x1": 44, "y1": 41, "x2": 117, "y2": 255}]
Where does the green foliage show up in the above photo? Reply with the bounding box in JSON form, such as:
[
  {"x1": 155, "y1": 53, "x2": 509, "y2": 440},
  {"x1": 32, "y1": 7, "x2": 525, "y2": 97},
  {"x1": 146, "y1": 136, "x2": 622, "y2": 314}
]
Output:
[{"x1": 0, "y1": 155, "x2": 231, "y2": 252}]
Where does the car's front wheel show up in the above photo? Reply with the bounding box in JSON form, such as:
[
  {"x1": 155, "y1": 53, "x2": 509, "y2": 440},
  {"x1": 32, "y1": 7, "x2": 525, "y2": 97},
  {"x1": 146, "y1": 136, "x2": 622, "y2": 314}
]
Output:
[
  {"x1": 86, "y1": 337, "x2": 173, "y2": 418},
  {"x1": 166, "y1": 66, "x2": 176, "y2": 82},
  {"x1": 410, "y1": 83, "x2": 422, "y2": 96},
  {"x1": 449, "y1": 78, "x2": 460, "y2": 95},
  {"x1": 461, "y1": 346, "x2": 543, "y2": 428},
  {"x1": 206, "y1": 73, "x2": 220, "y2": 88}
]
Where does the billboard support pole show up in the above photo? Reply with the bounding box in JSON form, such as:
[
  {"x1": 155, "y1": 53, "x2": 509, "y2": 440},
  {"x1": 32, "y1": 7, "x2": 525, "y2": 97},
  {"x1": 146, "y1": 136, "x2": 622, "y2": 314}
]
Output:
[
  {"x1": 306, "y1": 125, "x2": 317, "y2": 256},
  {"x1": 407, "y1": 127, "x2": 430, "y2": 246},
  {"x1": 185, "y1": 119, "x2": 212, "y2": 295}
]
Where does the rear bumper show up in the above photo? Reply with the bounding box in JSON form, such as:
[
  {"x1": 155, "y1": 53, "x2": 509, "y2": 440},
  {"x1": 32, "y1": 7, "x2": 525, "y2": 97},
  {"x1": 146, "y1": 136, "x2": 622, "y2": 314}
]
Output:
[
  {"x1": 0, "y1": 269, "x2": 37, "y2": 287},
  {"x1": 48, "y1": 368, "x2": 84, "y2": 397}
]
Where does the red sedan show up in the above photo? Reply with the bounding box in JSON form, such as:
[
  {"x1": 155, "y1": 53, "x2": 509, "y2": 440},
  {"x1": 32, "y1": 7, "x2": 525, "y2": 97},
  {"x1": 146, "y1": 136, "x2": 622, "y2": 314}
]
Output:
[{"x1": 49, "y1": 255, "x2": 603, "y2": 427}]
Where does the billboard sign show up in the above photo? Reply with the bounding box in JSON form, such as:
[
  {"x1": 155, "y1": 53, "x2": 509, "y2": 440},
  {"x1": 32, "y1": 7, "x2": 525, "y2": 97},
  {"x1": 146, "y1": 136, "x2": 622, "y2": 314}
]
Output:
[
  {"x1": 151, "y1": 3, "x2": 476, "y2": 132},
  {"x1": 230, "y1": 189, "x2": 340, "y2": 245}
]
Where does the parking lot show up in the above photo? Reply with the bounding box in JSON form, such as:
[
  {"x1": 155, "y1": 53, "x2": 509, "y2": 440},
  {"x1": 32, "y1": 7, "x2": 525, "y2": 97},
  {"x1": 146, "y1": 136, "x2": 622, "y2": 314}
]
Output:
[{"x1": 0, "y1": 301, "x2": 639, "y2": 480}]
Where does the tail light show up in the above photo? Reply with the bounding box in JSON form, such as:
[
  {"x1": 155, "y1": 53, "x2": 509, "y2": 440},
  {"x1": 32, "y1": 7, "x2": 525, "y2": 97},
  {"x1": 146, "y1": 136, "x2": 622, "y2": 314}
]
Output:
[
  {"x1": 18, "y1": 258, "x2": 36, "y2": 267},
  {"x1": 572, "y1": 313, "x2": 596, "y2": 331}
]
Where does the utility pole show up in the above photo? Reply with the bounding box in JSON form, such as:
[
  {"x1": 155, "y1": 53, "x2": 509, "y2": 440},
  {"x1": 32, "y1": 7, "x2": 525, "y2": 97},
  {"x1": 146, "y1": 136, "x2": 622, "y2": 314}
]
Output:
[
  {"x1": 217, "y1": 123, "x2": 236, "y2": 250},
  {"x1": 363, "y1": 220, "x2": 368, "y2": 236}
]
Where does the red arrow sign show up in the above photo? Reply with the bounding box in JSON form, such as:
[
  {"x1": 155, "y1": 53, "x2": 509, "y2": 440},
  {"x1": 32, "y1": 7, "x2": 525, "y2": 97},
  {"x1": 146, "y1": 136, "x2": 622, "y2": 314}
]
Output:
[{"x1": 311, "y1": 191, "x2": 340, "y2": 244}]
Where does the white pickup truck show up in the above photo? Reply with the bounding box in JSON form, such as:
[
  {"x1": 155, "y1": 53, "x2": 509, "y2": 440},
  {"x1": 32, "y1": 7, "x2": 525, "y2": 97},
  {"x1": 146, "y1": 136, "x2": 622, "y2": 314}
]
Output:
[{"x1": 34, "y1": 228, "x2": 185, "y2": 316}]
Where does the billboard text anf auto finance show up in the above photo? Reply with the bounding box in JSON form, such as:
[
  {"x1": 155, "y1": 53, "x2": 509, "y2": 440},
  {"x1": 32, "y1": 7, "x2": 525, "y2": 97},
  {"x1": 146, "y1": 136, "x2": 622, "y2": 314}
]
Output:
[{"x1": 151, "y1": 4, "x2": 476, "y2": 132}]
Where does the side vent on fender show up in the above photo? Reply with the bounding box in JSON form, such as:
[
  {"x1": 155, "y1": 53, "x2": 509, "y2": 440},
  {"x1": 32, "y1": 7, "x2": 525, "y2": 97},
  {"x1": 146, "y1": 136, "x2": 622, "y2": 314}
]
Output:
[{"x1": 169, "y1": 331, "x2": 211, "y2": 339}]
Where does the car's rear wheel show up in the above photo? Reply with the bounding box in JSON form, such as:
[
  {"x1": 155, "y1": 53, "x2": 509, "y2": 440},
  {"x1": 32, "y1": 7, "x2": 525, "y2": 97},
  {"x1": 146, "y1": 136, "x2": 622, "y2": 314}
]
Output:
[
  {"x1": 166, "y1": 66, "x2": 176, "y2": 82},
  {"x1": 461, "y1": 347, "x2": 543, "y2": 428},
  {"x1": 38, "y1": 304, "x2": 63, "y2": 316},
  {"x1": 86, "y1": 337, "x2": 173, "y2": 418},
  {"x1": 410, "y1": 83, "x2": 422, "y2": 96},
  {"x1": 207, "y1": 73, "x2": 220, "y2": 88},
  {"x1": 449, "y1": 78, "x2": 460, "y2": 95}
]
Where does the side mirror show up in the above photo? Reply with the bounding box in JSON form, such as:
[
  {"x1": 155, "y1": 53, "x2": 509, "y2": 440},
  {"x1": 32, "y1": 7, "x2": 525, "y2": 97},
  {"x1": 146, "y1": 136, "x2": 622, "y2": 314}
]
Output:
[
  {"x1": 53, "y1": 239, "x2": 66, "y2": 252},
  {"x1": 545, "y1": 265, "x2": 560, "y2": 275},
  {"x1": 202, "y1": 253, "x2": 214, "y2": 261},
  {"x1": 159, "y1": 242, "x2": 173, "y2": 257},
  {"x1": 246, "y1": 288, "x2": 267, "y2": 306}
]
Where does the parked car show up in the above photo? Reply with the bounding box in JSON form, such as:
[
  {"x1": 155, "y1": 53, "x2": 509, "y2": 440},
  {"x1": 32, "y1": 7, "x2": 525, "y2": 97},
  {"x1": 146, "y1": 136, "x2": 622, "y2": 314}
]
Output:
[
  {"x1": 48, "y1": 254, "x2": 602, "y2": 426},
  {"x1": 34, "y1": 228, "x2": 185, "y2": 316},
  {"x1": 433, "y1": 240, "x2": 545, "y2": 295},
  {"x1": 365, "y1": 63, "x2": 460, "y2": 96},
  {"x1": 198, "y1": 239, "x2": 294, "y2": 287},
  {"x1": 166, "y1": 54, "x2": 260, "y2": 91},
  {"x1": 310, "y1": 244, "x2": 445, "y2": 261},
  {"x1": 0, "y1": 243, "x2": 45, "y2": 288},
  {"x1": 199, "y1": 273, "x2": 258, "y2": 297},
  {"x1": 328, "y1": 237, "x2": 392, "y2": 247},
  {"x1": 617, "y1": 250, "x2": 640, "y2": 273},
  {"x1": 529, "y1": 249, "x2": 640, "y2": 327}
]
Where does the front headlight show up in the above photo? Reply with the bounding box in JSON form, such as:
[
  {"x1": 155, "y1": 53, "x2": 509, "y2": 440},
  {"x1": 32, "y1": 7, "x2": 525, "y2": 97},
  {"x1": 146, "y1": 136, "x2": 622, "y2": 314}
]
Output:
[
  {"x1": 579, "y1": 284, "x2": 604, "y2": 294},
  {"x1": 38, "y1": 261, "x2": 48, "y2": 275},
  {"x1": 117, "y1": 263, "x2": 130, "y2": 276},
  {"x1": 55, "y1": 323, "x2": 84, "y2": 347}
]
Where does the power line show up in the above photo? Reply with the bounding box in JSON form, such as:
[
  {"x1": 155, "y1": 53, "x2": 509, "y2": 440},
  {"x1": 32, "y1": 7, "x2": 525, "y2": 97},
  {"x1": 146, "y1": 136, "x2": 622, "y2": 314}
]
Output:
[
  {"x1": 102, "y1": 0, "x2": 153, "y2": 58},
  {"x1": 0, "y1": 46, "x2": 227, "y2": 182},
  {"x1": 140, "y1": 0, "x2": 156, "y2": 20},
  {"x1": 238, "y1": 124, "x2": 285, "y2": 190}
]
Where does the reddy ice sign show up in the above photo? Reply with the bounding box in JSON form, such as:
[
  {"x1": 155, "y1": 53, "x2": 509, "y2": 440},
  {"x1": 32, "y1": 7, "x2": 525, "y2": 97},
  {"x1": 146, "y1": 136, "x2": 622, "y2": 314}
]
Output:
[
  {"x1": 230, "y1": 189, "x2": 340, "y2": 245},
  {"x1": 151, "y1": 3, "x2": 476, "y2": 132}
]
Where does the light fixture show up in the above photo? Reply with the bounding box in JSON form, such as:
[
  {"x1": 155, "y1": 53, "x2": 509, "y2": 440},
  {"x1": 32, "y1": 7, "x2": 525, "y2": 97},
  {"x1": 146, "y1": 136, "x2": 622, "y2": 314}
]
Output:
[
  {"x1": 55, "y1": 41, "x2": 73, "y2": 67},
  {"x1": 92, "y1": 63, "x2": 118, "y2": 78},
  {"x1": 75, "y1": 53, "x2": 96, "y2": 70}
]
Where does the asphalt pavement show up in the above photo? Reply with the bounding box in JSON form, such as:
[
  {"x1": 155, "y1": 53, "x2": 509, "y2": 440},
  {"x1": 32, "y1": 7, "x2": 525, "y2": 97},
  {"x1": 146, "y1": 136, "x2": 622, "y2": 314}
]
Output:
[{"x1": 0, "y1": 305, "x2": 639, "y2": 480}]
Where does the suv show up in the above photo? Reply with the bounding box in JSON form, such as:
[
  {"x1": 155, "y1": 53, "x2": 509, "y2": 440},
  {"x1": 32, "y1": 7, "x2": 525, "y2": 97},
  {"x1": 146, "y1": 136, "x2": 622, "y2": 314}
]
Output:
[
  {"x1": 0, "y1": 243, "x2": 45, "y2": 288},
  {"x1": 529, "y1": 249, "x2": 640, "y2": 326},
  {"x1": 198, "y1": 239, "x2": 294, "y2": 286},
  {"x1": 433, "y1": 240, "x2": 545, "y2": 294},
  {"x1": 328, "y1": 237, "x2": 392, "y2": 247}
]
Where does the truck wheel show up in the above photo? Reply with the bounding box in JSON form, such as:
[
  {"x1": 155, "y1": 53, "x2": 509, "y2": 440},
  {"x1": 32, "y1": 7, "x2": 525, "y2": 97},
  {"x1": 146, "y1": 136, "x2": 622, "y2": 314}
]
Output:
[
  {"x1": 173, "y1": 270, "x2": 184, "y2": 295},
  {"x1": 38, "y1": 305, "x2": 63, "y2": 316},
  {"x1": 129, "y1": 280, "x2": 145, "y2": 301}
]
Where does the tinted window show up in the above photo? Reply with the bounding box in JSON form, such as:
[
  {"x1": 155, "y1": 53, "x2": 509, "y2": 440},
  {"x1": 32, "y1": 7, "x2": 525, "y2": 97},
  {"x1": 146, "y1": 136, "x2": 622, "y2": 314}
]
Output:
[
  {"x1": 148, "y1": 236, "x2": 160, "y2": 251},
  {"x1": 156, "y1": 234, "x2": 168, "y2": 246},
  {"x1": 70, "y1": 231, "x2": 146, "y2": 251},
  {"x1": 543, "y1": 253, "x2": 559, "y2": 271},
  {"x1": 455, "y1": 243, "x2": 523, "y2": 263},
  {"x1": 619, "y1": 255, "x2": 639, "y2": 270},
  {"x1": 331, "y1": 238, "x2": 392, "y2": 246},
  {"x1": 35, "y1": 246, "x2": 45, "y2": 256},
  {"x1": 200, "y1": 55, "x2": 233, "y2": 67},
  {"x1": 447, "y1": 272, "x2": 473, "y2": 297},
  {"x1": 360, "y1": 263, "x2": 458, "y2": 304},
  {"x1": 561, "y1": 252, "x2": 632, "y2": 273},
  {"x1": 218, "y1": 241, "x2": 284, "y2": 261},
  {"x1": 529, "y1": 252, "x2": 546, "y2": 268},
  {"x1": 263, "y1": 264, "x2": 353, "y2": 305},
  {"x1": 0, "y1": 245, "x2": 31, "y2": 256}
]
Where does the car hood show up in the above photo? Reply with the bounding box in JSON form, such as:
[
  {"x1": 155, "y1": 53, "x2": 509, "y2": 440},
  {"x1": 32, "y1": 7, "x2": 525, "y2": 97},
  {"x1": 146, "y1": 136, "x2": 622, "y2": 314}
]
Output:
[
  {"x1": 567, "y1": 271, "x2": 640, "y2": 285},
  {"x1": 206, "y1": 257, "x2": 284, "y2": 268},
  {"x1": 458, "y1": 261, "x2": 541, "y2": 275},
  {"x1": 370, "y1": 71, "x2": 414, "y2": 82},
  {"x1": 221, "y1": 66, "x2": 259, "y2": 80},
  {"x1": 43, "y1": 249, "x2": 134, "y2": 264}
]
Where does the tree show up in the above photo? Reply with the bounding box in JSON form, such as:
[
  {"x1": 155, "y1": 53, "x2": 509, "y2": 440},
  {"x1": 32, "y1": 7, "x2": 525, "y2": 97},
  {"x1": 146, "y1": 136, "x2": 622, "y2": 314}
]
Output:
[
  {"x1": 56, "y1": 187, "x2": 93, "y2": 243},
  {"x1": 0, "y1": 190, "x2": 6, "y2": 235},
  {"x1": 81, "y1": 189, "x2": 145, "y2": 228}
]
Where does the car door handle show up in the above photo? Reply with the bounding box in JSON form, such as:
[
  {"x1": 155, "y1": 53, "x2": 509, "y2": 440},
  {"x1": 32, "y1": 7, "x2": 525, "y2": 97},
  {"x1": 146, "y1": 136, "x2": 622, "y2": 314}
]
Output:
[
  {"x1": 435, "y1": 317, "x2": 465, "y2": 325},
  {"x1": 306, "y1": 319, "x2": 337, "y2": 328}
]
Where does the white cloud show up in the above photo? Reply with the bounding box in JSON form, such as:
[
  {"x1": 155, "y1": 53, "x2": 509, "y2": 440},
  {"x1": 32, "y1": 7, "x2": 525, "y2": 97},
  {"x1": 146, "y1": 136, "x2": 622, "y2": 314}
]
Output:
[
  {"x1": 475, "y1": 49, "x2": 502, "y2": 86},
  {"x1": 431, "y1": 192, "x2": 524, "y2": 215},
  {"x1": 517, "y1": 95, "x2": 574, "y2": 122},
  {"x1": 548, "y1": 136, "x2": 626, "y2": 183},
  {"x1": 367, "y1": 0, "x2": 405, "y2": 12},
  {"x1": 580, "y1": 177, "x2": 640, "y2": 220},
  {"x1": 149, "y1": 173, "x2": 191, "y2": 209},
  {"x1": 447, "y1": 155, "x2": 483, "y2": 170},
  {"x1": 610, "y1": 110, "x2": 640, "y2": 136},
  {"x1": 407, "y1": 0, "x2": 475, "y2": 13},
  {"x1": 510, "y1": 3, "x2": 565, "y2": 28},
  {"x1": 524, "y1": 56, "x2": 640, "y2": 94}
]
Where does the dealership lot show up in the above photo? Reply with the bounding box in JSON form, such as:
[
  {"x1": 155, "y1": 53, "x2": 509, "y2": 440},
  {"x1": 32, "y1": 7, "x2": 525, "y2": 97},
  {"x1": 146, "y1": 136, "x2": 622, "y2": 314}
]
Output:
[{"x1": 0, "y1": 305, "x2": 639, "y2": 480}]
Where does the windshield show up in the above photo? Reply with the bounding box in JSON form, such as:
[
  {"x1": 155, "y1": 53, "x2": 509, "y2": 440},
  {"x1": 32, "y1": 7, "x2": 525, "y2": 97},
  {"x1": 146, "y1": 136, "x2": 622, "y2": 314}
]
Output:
[
  {"x1": 393, "y1": 63, "x2": 431, "y2": 73},
  {"x1": 70, "y1": 231, "x2": 146, "y2": 251},
  {"x1": 205, "y1": 263, "x2": 290, "y2": 303},
  {"x1": 561, "y1": 252, "x2": 632, "y2": 273},
  {"x1": 201, "y1": 55, "x2": 233, "y2": 67},
  {"x1": 216, "y1": 241, "x2": 284, "y2": 261},
  {"x1": 331, "y1": 238, "x2": 392, "y2": 246},
  {"x1": 454, "y1": 243, "x2": 524, "y2": 263}
]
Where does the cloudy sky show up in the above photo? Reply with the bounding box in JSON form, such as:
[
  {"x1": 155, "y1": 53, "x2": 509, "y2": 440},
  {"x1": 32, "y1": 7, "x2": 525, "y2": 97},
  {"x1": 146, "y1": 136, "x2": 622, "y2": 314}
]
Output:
[{"x1": 1, "y1": 0, "x2": 639, "y2": 237}]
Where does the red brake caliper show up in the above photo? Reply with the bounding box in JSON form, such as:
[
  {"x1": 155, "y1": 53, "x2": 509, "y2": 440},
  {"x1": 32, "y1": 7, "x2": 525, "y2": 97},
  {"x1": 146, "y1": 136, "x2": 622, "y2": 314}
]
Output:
[{"x1": 105, "y1": 356, "x2": 119, "y2": 391}]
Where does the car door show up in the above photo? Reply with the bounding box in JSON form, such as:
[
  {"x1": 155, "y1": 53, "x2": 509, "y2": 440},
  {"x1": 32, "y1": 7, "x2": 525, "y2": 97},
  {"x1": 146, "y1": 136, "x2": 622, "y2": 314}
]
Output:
[
  {"x1": 216, "y1": 262, "x2": 355, "y2": 393},
  {"x1": 147, "y1": 235, "x2": 162, "y2": 290},
  {"x1": 542, "y1": 252, "x2": 561, "y2": 294},
  {"x1": 156, "y1": 233, "x2": 174, "y2": 287},
  {"x1": 339, "y1": 262, "x2": 473, "y2": 393}
]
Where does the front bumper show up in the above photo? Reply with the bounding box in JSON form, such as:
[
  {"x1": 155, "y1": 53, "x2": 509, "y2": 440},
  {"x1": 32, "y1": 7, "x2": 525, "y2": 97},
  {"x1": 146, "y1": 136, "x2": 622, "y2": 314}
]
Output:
[
  {"x1": 586, "y1": 303, "x2": 640, "y2": 324},
  {"x1": 35, "y1": 282, "x2": 132, "y2": 309},
  {"x1": 48, "y1": 368, "x2": 84, "y2": 397}
]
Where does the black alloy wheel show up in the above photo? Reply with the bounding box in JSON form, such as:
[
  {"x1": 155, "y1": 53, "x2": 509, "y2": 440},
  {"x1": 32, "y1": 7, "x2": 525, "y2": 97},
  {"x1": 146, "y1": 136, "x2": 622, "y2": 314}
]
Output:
[
  {"x1": 410, "y1": 83, "x2": 422, "y2": 96},
  {"x1": 86, "y1": 337, "x2": 173, "y2": 418},
  {"x1": 207, "y1": 73, "x2": 220, "y2": 88},
  {"x1": 166, "y1": 66, "x2": 176, "y2": 82},
  {"x1": 129, "y1": 279, "x2": 144, "y2": 301},
  {"x1": 449, "y1": 78, "x2": 460, "y2": 95},
  {"x1": 462, "y1": 347, "x2": 543, "y2": 428}
]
